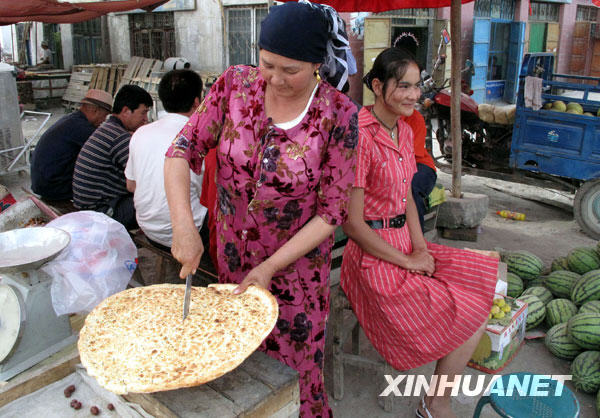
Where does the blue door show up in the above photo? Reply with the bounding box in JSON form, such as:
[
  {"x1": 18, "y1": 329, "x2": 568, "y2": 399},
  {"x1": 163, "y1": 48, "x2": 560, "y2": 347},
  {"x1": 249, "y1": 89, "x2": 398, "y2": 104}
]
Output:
[
  {"x1": 472, "y1": 18, "x2": 491, "y2": 104},
  {"x1": 503, "y1": 21, "x2": 526, "y2": 104}
]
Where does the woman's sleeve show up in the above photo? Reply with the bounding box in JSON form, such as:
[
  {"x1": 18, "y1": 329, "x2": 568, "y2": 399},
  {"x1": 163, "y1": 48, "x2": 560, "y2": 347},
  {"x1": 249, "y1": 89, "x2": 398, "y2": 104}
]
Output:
[
  {"x1": 165, "y1": 67, "x2": 233, "y2": 175},
  {"x1": 316, "y1": 103, "x2": 358, "y2": 226}
]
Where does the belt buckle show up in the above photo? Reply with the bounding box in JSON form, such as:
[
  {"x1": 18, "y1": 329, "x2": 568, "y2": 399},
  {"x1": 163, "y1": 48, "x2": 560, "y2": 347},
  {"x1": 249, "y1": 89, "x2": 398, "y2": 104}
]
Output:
[{"x1": 390, "y1": 215, "x2": 404, "y2": 228}]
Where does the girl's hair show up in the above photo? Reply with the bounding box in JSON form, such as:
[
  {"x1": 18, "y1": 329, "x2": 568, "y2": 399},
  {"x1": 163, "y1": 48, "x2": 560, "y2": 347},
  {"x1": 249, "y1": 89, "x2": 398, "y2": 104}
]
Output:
[{"x1": 363, "y1": 47, "x2": 419, "y2": 98}]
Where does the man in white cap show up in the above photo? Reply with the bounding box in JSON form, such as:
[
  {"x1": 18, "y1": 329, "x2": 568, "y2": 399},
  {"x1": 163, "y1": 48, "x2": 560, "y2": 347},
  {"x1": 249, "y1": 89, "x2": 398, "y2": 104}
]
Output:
[
  {"x1": 30, "y1": 89, "x2": 113, "y2": 213},
  {"x1": 39, "y1": 40, "x2": 52, "y2": 66}
]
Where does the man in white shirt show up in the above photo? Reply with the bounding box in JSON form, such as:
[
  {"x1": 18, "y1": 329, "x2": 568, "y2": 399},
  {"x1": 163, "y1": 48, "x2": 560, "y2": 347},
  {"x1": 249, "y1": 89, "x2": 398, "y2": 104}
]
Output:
[{"x1": 125, "y1": 69, "x2": 207, "y2": 249}]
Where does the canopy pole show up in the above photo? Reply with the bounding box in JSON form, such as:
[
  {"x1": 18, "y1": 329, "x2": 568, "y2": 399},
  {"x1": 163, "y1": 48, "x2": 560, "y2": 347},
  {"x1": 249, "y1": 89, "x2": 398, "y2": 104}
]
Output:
[{"x1": 450, "y1": 0, "x2": 462, "y2": 198}]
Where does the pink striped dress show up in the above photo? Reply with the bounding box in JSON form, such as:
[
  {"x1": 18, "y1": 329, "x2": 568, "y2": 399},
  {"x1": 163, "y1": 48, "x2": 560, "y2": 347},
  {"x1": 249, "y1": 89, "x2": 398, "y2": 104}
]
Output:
[{"x1": 340, "y1": 106, "x2": 498, "y2": 370}]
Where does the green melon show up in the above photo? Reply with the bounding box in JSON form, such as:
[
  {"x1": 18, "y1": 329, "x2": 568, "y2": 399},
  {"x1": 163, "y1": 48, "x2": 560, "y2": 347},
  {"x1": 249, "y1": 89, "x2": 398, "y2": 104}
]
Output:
[
  {"x1": 551, "y1": 256, "x2": 570, "y2": 272},
  {"x1": 571, "y1": 351, "x2": 600, "y2": 393},
  {"x1": 568, "y1": 248, "x2": 600, "y2": 274},
  {"x1": 505, "y1": 251, "x2": 543, "y2": 280},
  {"x1": 526, "y1": 275, "x2": 546, "y2": 289},
  {"x1": 517, "y1": 294, "x2": 546, "y2": 330},
  {"x1": 546, "y1": 270, "x2": 581, "y2": 299},
  {"x1": 521, "y1": 286, "x2": 553, "y2": 305},
  {"x1": 545, "y1": 323, "x2": 583, "y2": 360},
  {"x1": 580, "y1": 301, "x2": 600, "y2": 314},
  {"x1": 571, "y1": 270, "x2": 600, "y2": 306},
  {"x1": 546, "y1": 299, "x2": 578, "y2": 328},
  {"x1": 568, "y1": 313, "x2": 600, "y2": 350},
  {"x1": 507, "y1": 272, "x2": 524, "y2": 298}
]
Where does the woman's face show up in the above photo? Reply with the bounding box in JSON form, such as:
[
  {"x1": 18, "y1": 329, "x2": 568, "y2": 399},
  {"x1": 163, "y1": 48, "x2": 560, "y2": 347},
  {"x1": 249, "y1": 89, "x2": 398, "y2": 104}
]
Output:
[
  {"x1": 380, "y1": 62, "x2": 421, "y2": 117},
  {"x1": 259, "y1": 49, "x2": 320, "y2": 99}
]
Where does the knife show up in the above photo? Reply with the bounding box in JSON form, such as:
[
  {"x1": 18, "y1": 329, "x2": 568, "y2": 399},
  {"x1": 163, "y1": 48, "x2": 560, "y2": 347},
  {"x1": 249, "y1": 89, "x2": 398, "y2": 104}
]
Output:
[{"x1": 182, "y1": 273, "x2": 192, "y2": 321}]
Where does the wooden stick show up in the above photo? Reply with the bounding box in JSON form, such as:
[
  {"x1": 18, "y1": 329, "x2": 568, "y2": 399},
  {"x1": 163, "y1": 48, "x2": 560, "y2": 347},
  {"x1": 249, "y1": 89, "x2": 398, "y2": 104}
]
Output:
[{"x1": 450, "y1": 0, "x2": 462, "y2": 198}]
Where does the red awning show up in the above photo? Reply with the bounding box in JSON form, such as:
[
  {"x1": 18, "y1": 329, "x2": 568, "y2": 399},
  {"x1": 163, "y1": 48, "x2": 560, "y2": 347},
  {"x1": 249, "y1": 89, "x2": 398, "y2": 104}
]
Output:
[
  {"x1": 279, "y1": 0, "x2": 473, "y2": 12},
  {"x1": 0, "y1": 0, "x2": 169, "y2": 25}
]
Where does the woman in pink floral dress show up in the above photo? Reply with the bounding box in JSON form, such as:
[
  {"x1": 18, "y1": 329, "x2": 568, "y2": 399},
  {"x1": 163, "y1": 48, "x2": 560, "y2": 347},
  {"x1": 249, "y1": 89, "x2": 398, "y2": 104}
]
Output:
[{"x1": 164, "y1": 3, "x2": 357, "y2": 417}]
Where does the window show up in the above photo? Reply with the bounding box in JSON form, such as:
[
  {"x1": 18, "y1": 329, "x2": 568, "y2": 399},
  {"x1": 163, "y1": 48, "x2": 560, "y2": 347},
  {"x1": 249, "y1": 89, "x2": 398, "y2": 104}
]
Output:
[
  {"x1": 530, "y1": 2, "x2": 560, "y2": 22},
  {"x1": 475, "y1": 0, "x2": 515, "y2": 20},
  {"x1": 226, "y1": 7, "x2": 267, "y2": 67},
  {"x1": 72, "y1": 18, "x2": 105, "y2": 65},
  {"x1": 487, "y1": 22, "x2": 510, "y2": 80},
  {"x1": 129, "y1": 12, "x2": 176, "y2": 61},
  {"x1": 577, "y1": 5, "x2": 598, "y2": 22}
]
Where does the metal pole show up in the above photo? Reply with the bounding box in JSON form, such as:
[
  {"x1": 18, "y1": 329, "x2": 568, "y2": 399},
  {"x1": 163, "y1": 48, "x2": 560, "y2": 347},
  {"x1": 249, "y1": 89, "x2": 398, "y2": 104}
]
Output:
[{"x1": 450, "y1": 0, "x2": 462, "y2": 198}]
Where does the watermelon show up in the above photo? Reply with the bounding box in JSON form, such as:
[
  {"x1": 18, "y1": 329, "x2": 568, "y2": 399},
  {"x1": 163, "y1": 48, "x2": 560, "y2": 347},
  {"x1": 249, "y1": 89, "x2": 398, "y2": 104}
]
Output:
[
  {"x1": 545, "y1": 323, "x2": 583, "y2": 360},
  {"x1": 551, "y1": 256, "x2": 570, "y2": 272},
  {"x1": 546, "y1": 299, "x2": 578, "y2": 328},
  {"x1": 571, "y1": 351, "x2": 600, "y2": 393},
  {"x1": 546, "y1": 270, "x2": 580, "y2": 299},
  {"x1": 568, "y1": 313, "x2": 600, "y2": 349},
  {"x1": 517, "y1": 294, "x2": 546, "y2": 330},
  {"x1": 525, "y1": 275, "x2": 546, "y2": 289},
  {"x1": 568, "y1": 248, "x2": 600, "y2": 274},
  {"x1": 571, "y1": 270, "x2": 600, "y2": 306},
  {"x1": 521, "y1": 286, "x2": 553, "y2": 305},
  {"x1": 505, "y1": 251, "x2": 543, "y2": 280},
  {"x1": 580, "y1": 301, "x2": 600, "y2": 314},
  {"x1": 506, "y1": 272, "x2": 523, "y2": 298}
]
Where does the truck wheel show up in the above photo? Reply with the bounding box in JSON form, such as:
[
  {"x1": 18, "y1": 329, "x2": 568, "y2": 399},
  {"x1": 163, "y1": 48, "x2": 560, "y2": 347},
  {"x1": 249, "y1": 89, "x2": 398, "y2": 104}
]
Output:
[{"x1": 574, "y1": 179, "x2": 600, "y2": 240}]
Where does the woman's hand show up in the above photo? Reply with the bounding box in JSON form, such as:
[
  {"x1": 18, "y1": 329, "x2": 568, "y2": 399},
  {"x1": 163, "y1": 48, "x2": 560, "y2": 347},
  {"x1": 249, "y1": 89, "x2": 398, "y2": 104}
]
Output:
[
  {"x1": 171, "y1": 228, "x2": 203, "y2": 279},
  {"x1": 403, "y1": 248, "x2": 435, "y2": 276},
  {"x1": 233, "y1": 262, "x2": 276, "y2": 295}
]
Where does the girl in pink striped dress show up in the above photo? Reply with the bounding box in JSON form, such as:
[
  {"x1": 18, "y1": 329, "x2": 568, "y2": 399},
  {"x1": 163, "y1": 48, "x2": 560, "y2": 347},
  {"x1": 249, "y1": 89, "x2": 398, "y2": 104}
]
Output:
[{"x1": 340, "y1": 48, "x2": 498, "y2": 418}]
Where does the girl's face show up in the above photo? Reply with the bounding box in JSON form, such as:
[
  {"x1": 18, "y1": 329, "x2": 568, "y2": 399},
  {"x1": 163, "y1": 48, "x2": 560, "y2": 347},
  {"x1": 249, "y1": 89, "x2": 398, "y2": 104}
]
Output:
[
  {"x1": 379, "y1": 62, "x2": 421, "y2": 117},
  {"x1": 259, "y1": 49, "x2": 320, "y2": 99}
]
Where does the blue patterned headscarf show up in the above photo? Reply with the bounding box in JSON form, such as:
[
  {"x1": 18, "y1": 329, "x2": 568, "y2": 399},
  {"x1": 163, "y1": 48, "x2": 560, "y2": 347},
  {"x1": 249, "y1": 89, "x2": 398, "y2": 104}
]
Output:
[{"x1": 258, "y1": 1, "x2": 357, "y2": 92}]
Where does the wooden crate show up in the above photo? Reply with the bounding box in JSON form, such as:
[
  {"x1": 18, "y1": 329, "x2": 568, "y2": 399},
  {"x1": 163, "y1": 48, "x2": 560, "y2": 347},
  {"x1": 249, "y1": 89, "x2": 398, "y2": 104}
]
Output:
[{"x1": 62, "y1": 64, "x2": 126, "y2": 111}]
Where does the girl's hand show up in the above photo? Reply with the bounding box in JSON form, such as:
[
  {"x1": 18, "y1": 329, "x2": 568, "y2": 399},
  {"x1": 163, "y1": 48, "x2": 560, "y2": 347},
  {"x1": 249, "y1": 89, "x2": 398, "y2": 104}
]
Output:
[
  {"x1": 403, "y1": 248, "x2": 435, "y2": 276},
  {"x1": 233, "y1": 262, "x2": 276, "y2": 295}
]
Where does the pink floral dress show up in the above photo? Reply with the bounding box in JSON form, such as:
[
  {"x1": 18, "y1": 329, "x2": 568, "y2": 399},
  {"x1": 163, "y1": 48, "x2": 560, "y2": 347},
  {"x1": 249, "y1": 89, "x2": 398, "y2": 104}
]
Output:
[{"x1": 166, "y1": 65, "x2": 357, "y2": 417}]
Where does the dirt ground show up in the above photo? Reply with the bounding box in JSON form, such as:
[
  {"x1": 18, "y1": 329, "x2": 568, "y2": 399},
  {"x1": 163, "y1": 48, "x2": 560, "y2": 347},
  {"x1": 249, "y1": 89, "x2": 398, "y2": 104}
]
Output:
[{"x1": 3, "y1": 107, "x2": 598, "y2": 417}]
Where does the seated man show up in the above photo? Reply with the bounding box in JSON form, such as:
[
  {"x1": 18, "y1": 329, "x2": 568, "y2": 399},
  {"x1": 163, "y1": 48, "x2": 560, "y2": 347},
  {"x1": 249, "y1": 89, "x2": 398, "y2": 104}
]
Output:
[
  {"x1": 404, "y1": 109, "x2": 437, "y2": 231},
  {"x1": 30, "y1": 89, "x2": 112, "y2": 213},
  {"x1": 125, "y1": 70, "x2": 207, "y2": 249},
  {"x1": 72, "y1": 85, "x2": 152, "y2": 229}
]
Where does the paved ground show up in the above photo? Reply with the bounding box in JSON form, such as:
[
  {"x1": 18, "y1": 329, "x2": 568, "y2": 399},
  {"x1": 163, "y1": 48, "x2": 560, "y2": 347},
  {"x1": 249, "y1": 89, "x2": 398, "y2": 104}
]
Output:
[{"x1": 3, "y1": 107, "x2": 598, "y2": 417}]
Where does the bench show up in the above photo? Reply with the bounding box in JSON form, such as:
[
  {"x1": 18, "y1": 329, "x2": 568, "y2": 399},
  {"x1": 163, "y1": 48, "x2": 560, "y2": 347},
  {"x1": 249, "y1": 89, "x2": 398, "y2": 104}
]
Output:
[{"x1": 130, "y1": 229, "x2": 217, "y2": 286}]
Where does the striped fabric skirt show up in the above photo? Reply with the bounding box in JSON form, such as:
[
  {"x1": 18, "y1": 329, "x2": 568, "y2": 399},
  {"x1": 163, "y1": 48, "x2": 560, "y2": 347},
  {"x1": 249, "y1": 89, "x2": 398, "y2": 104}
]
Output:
[{"x1": 340, "y1": 229, "x2": 498, "y2": 370}]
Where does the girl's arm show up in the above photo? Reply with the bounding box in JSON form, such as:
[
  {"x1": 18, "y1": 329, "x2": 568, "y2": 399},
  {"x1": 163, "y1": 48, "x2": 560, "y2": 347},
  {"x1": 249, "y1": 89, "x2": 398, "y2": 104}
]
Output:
[{"x1": 343, "y1": 187, "x2": 434, "y2": 274}]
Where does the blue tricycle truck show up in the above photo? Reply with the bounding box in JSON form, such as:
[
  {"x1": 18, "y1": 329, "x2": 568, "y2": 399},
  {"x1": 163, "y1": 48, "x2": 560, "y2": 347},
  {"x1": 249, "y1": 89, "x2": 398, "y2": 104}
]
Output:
[{"x1": 435, "y1": 53, "x2": 600, "y2": 239}]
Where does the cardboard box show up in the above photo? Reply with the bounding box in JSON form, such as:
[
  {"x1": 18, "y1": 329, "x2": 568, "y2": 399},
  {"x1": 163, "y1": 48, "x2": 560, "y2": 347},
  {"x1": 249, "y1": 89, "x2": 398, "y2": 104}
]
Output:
[{"x1": 468, "y1": 295, "x2": 527, "y2": 373}]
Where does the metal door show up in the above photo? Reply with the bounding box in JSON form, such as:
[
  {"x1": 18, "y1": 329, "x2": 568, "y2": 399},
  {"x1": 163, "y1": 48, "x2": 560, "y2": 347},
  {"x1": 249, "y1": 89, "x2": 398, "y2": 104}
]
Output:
[
  {"x1": 471, "y1": 18, "x2": 491, "y2": 104},
  {"x1": 503, "y1": 21, "x2": 525, "y2": 104},
  {"x1": 363, "y1": 17, "x2": 391, "y2": 106},
  {"x1": 529, "y1": 22, "x2": 546, "y2": 52}
]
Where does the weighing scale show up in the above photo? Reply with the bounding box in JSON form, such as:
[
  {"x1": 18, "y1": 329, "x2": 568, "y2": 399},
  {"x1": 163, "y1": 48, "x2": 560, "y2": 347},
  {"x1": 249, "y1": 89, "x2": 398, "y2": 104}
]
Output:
[{"x1": 0, "y1": 227, "x2": 77, "y2": 381}]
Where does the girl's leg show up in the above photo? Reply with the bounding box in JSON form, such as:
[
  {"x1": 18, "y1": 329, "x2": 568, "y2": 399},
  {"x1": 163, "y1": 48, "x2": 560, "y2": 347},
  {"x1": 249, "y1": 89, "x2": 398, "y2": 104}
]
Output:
[{"x1": 418, "y1": 320, "x2": 488, "y2": 418}]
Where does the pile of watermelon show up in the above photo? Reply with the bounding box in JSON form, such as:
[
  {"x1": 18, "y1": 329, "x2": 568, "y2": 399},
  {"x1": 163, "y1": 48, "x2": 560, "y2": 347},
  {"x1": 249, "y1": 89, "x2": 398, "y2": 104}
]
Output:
[{"x1": 502, "y1": 244, "x2": 600, "y2": 402}]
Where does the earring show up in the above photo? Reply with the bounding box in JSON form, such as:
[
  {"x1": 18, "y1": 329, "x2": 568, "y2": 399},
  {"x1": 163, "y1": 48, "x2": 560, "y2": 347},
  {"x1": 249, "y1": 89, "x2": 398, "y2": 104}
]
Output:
[{"x1": 315, "y1": 71, "x2": 321, "y2": 82}]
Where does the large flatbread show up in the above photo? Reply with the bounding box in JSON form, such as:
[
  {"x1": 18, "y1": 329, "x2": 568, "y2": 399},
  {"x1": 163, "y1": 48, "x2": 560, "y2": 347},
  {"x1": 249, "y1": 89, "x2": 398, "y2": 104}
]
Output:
[{"x1": 78, "y1": 283, "x2": 278, "y2": 394}]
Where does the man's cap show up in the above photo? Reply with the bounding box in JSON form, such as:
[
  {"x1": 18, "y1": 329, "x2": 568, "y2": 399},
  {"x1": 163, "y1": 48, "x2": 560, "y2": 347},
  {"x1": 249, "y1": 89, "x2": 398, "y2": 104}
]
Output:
[
  {"x1": 41, "y1": 41, "x2": 48, "y2": 47},
  {"x1": 80, "y1": 89, "x2": 113, "y2": 112}
]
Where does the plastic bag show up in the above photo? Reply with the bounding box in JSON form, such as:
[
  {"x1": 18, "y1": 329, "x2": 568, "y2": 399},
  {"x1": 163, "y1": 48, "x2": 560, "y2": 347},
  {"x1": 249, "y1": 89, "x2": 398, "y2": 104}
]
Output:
[{"x1": 43, "y1": 211, "x2": 137, "y2": 315}]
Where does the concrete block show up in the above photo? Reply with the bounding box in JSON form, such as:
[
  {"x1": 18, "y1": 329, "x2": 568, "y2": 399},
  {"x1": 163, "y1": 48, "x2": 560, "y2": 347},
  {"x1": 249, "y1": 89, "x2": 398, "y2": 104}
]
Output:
[{"x1": 436, "y1": 192, "x2": 489, "y2": 228}]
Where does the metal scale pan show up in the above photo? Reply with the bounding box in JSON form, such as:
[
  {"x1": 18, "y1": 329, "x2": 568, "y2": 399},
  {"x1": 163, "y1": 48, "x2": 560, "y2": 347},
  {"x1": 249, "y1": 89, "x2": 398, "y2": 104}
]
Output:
[{"x1": 0, "y1": 227, "x2": 77, "y2": 381}]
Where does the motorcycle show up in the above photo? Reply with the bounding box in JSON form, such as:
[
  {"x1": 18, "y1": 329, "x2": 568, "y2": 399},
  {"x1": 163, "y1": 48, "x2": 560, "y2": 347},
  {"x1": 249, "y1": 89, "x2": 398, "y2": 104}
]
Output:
[{"x1": 418, "y1": 33, "x2": 514, "y2": 171}]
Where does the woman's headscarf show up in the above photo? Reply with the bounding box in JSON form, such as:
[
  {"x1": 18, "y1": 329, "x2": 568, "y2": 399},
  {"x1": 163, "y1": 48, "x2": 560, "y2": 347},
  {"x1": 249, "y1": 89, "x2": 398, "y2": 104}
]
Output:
[{"x1": 258, "y1": 1, "x2": 357, "y2": 92}]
